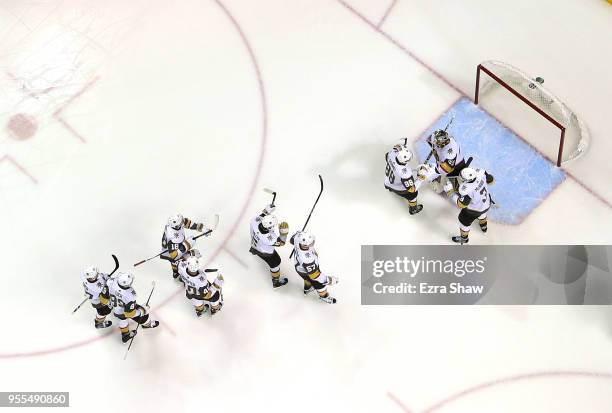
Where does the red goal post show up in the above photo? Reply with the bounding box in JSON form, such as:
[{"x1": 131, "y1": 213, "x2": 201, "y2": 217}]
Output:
[{"x1": 474, "y1": 61, "x2": 589, "y2": 167}]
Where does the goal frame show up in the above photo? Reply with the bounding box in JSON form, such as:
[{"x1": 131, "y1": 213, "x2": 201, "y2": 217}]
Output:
[{"x1": 474, "y1": 63, "x2": 566, "y2": 167}]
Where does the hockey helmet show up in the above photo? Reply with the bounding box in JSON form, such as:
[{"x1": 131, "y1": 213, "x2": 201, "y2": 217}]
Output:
[
  {"x1": 117, "y1": 272, "x2": 134, "y2": 289},
  {"x1": 432, "y1": 129, "x2": 450, "y2": 148},
  {"x1": 395, "y1": 148, "x2": 413, "y2": 165},
  {"x1": 460, "y1": 167, "x2": 478, "y2": 183},
  {"x1": 261, "y1": 214, "x2": 278, "y2": 230},
  {"x1": 168, "y1": 214, "x2": 184, "y2": 229},
  {"x1": 83, "y1": 266, "x2": 99, "y2": 282},
  {"x1": 186, "y1": 256, "x2": 200, "y2": 274},
  {"x1": 295, "y1": 231, "x2": 315, "y2": 250}
]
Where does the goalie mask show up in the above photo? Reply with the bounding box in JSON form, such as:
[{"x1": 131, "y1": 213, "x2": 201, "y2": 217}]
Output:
[{"x1": 432, "y1": 130, "x2": 450, "y2": 148}]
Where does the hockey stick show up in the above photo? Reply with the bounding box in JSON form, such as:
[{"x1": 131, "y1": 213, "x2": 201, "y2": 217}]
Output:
[
  {"x1": 290, "y1": 175, "x2": 324, "y2": 259},
  {"x1": 72, "y1": 254, "x2": 120, "y2": 314},
  {"x1": 425, "y1": 116, "x2": 455, "y2": 162},
  {"x1": 133, "y1": 215, "x2": 220, "y2": 267},
  {"x1": 263, "y1": 188, "x2": 277, "y2": 207},
  {"x1": 124, "y1": 281, "x2": 156, "y2": 360}
]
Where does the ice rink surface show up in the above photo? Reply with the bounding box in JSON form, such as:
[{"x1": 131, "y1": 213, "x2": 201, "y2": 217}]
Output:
[{"x1": 1, "y1": 1, "x2": 612, "y2": 412}]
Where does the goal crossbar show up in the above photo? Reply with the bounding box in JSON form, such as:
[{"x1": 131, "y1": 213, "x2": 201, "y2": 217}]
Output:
[{"x1": 475, "y1": 63, "x2": 566, "y2": 166}]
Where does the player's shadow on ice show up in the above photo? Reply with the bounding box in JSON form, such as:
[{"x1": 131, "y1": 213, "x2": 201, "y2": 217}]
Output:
[{"x1": 315, "y1": 141, "x2": 453, "y2": 237}]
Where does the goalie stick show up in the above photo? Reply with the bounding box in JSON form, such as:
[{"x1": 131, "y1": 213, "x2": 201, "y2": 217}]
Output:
[
  {"x1": 290, "y1": 175, "x2": 324, "y2": 259},
  {"x1": 133, "y1": 214, "x2": 220, "y2": 267},
  {"x1": 425, "y1": 115, "x2": 455, "y2": 162},
  {"x1": 72, "y1": 254, "x2": 120, "y2": 314},
  {"x1": 124, "y1": 281, "x2": 156, "y2": 360}
]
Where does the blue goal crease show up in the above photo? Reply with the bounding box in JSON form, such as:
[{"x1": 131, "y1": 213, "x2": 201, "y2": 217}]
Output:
[{"x1": 414, "y1": 97, "x2": 566, "y2": 225}]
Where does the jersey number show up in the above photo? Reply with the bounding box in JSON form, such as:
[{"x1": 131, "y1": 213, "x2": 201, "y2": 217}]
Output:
[
  {"x1": 479, "y1": 186, "x2": 488, "y2": 204},
  {"x1": 109, "y1": 295, "x2": 125, "y2": 308},
  {"x1": 403, "y1": 178, "x2": 415, "y2": 190},
  {"x1": 251, "y1": 232, "x2": 260, "y2": 247},
  {"x1": 385, "y1": 159, "x2": 395, "y2": 183}
]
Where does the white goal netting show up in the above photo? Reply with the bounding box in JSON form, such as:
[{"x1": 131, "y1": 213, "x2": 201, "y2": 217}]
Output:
[{"x1": 477, "y1": 60, "x2": 589, "y2": 165}]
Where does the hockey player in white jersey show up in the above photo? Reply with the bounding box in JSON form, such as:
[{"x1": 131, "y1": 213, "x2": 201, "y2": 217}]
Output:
[
  {"x1": 249, "y1": 204, "x2": 290, "y2": 288},
  {"x1": 80, "y1": 266, "x2": 113, "y2": 329},
  {"x1": 290, "y1": 231, "x2": 338, "y2": 304},
  {"x1": 385, "y1": 142, "x2": 423, "y2": 215},
  {"x1": 427, "y1": 129, "x2": 467, "y2": 178},
  {"x1": 444, "y1": 167, "x2": 495, "y2": 244},
  {"x1": 101, "y1": 272, "x2": 159, "y2": 343},
  {"x1": 419, "y1": 129, "x2": 470, "y2": 193},
  {"x1": 178, "y1": 256, "x2": 224, "y2": 317},
  {"x1": 161, "y1": 214, "x2": 211, "y2": 281}
]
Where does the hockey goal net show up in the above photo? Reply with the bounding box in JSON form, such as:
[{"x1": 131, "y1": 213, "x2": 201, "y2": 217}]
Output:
[{"x1": 475, "y1": 60, "x2": 589, "y2": 166}]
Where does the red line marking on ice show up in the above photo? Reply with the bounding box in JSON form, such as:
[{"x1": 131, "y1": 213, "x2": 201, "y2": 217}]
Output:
[
  {"x1": 53, "y1": 76, "x2": 100, "y2": 143},
  {"x1": 336, "y1": 0, "x2": 611, "y2": 209},
  {"x1": 0, "y1": 0, "x2": 268, "y2": 359},
  {"x1": 378, "y1": 0, "x2": 399, "y2": 28},
  {"x1": 336, "y1": 0, "x2": 462, "y2": 96},
  {"x1": 387, "y1": 391, "x2": 413, "y2": 413},
  {"x1": 0, "y1": 329, "x2": 114, "y2": 358},
  {"x1": 0, "y1": 155, "x2": 38, "y2": 184},
  {"x1": 222, "y1": 246, "x2": 249, "y2": 268},
  {"x1": 405, "y1": 370, "x2": 612, "y2": 413}
]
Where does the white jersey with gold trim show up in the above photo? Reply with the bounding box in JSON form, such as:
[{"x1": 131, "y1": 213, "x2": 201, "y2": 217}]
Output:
[
  {"x1": 458, "y1": 169, "x2": 491, "y2": 212},
  {"x1": 293, "y1": 246, "x2": 320, "y2": 275},
  {"x1": 433, "y1": 137, "x2": 463, "y2": 173},
  {"x1": 250, "y1": 215, "x2": 281, "y2": 255},
  {"x1": 107, "y1": 277, "x2": 137, "y2": 316},
  {"x1": 81, "y1": 272, "x2": 109, "y2": 302},
  {"x1": 163, "y1": 224, "x2": 186, "y2": 245},
  {"x1": 385, "y1": 150, "x2": 416, "y2": 192}
]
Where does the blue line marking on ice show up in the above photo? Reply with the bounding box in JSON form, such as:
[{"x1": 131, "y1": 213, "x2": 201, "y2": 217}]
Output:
[{"x1": 414, "y1": 97, "x2": 566, "y2": 225}]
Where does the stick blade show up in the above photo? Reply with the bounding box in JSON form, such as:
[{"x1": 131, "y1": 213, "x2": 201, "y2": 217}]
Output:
[
  {"x1": 211, "y1": 214, "x2": 220, "y2": 230},
  {"x1": 263, "y1": 188, "x2": 276, "y2": 195}
]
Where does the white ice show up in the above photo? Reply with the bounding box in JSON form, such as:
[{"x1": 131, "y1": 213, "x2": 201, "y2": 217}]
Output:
[{"x1": 1, "y1": 1, "x2": 611, "y2": 412}]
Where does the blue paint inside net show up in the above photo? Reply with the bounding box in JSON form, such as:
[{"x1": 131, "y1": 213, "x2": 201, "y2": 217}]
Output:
[{"x1": 415, "y1": 97, "x2": 566, "y2": 225}]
